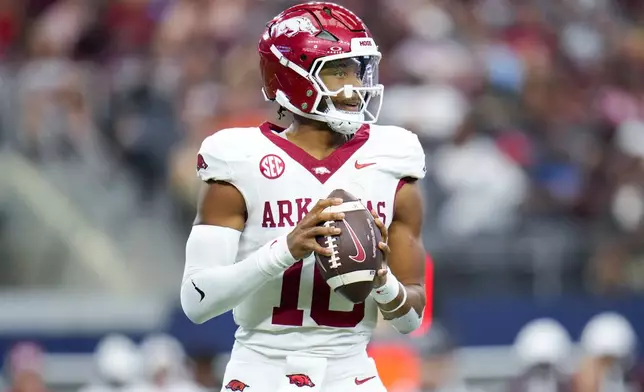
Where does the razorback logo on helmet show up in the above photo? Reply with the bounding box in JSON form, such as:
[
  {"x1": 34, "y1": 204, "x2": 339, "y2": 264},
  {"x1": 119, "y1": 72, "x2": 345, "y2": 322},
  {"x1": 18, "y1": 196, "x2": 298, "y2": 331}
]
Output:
[
  {"x1": 197, "y1": 154, "x2": 208, "y2": 171},
  {"x1": 286, "y1": 374, "x2": 315, "y2": 388},
  {"x1": 225, "y1": 379, "x2": 250, "y2": 391},
  {"x1": 273, "y1": 16, "x2": 319, "y2": 38}
]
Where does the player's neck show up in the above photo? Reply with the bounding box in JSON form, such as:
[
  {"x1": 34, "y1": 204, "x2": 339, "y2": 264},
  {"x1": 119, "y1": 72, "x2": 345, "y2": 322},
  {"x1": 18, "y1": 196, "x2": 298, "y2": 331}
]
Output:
[{"x1": 285, "y1": 122, "x2": 347, "y2": 160}]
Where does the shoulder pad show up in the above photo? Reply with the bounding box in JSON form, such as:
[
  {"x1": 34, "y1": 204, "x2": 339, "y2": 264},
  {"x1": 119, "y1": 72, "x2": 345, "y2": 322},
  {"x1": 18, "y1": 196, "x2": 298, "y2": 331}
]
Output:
[
  {"x1": 370, "y1": 125, "x2": 426, "y2": 180},
  {"x1": 196, "y1": 128, "x2": 256, "y2": 182}
]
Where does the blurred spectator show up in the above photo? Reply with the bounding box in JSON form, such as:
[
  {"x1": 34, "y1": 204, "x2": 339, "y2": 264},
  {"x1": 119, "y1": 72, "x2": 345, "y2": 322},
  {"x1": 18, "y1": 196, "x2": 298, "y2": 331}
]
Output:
[
  {"x1": 3, "y1": 342, "x2": 49, "y2": 392},
  {"x1": 432, "y1": 114, "x2": 528, "y2": 237},
  {"x1": 16, "y1": 0, "x2": 109, "y2": 170},
  {"x1": 104, "y1": 0, "x2": 155, "y2": 57},
  {"x1": 0, "y1": 0, "x2": 21, "y2": 60}
]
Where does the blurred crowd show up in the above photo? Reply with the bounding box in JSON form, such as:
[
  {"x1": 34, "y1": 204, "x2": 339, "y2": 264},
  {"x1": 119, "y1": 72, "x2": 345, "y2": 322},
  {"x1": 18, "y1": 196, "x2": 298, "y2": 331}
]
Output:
[
  {"x1": 1, "y1": 312, "x2": 641, "y2": 392},
  {"x1": 1, "y1": 2, "x2": 643, "y2": 392},
  {"x1": 2, "y1": 0, "x2": 644, "y2": 293}
]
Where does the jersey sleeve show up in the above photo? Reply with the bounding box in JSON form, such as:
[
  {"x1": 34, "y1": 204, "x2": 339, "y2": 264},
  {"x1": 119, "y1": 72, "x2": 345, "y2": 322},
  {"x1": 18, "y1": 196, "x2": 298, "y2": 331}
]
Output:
[
  {"x1": 380, "y1": 126, "x2": 427, "y2": 180},
  {"x1": 196, "y1": 129, "x2": 243, "y2": 183}
]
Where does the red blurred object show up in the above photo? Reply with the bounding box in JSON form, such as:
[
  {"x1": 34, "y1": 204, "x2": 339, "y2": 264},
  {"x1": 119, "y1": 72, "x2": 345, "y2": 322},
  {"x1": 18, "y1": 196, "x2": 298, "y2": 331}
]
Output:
[
  {"x1": 6, "y1": 342, "x2": 48, "y2": 392},
  {"x1": 368, "y1": 343, "x2": 420, "y2": 391},
  {"x1": 411, "y1": 254, "x2": 434, "y2": 337},
  {"x1": 8, "y1": 342, "x2": 44, "y2": 377},
  {"x1": 0, "y1": 3, "x2": 19, "y2": 58},
  {"x1": 495, "y1": 131, "x2": 534, "y2": 167},
  {"x1": 106, "y1": 1, "x2": 155, "y2": 51}
]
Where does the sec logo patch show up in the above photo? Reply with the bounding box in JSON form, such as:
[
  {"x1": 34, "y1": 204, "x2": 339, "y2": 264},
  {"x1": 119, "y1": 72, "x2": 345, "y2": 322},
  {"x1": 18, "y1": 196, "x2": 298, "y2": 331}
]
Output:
[{"x1": 259, "y1": 154, "x2": 285, "y2": 179}]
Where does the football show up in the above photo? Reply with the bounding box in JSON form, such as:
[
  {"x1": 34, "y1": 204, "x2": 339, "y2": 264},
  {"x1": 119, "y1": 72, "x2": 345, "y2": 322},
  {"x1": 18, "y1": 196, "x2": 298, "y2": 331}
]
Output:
[{"x1": 315, "y1": 189, "x2": 382, "y2": 304}]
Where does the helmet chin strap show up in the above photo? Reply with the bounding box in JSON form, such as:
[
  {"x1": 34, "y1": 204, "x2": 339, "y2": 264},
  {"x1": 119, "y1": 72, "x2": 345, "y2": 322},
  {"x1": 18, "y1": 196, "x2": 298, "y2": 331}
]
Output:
[
  {"x1": 326, "y1": 118, "x2": 361, "y2": 135},
  {"x1": 322, "y1": 97, "x2": 364, "y2": 135},
  {"x1": 274, "y1": 90, "x2": 362, "y2": 135}
]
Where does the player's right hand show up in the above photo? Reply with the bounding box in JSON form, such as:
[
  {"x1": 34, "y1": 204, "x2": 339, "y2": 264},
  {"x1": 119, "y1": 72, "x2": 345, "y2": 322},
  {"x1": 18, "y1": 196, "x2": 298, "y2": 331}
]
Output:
[{"x1": 286, "y1": 198, "x2": 345, "y2": 260}]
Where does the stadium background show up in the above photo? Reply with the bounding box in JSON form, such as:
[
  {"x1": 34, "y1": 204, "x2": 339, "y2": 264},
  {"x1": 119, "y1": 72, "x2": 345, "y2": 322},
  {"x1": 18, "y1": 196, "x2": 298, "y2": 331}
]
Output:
[{"x1": 1, "y1": 0, "x2": 644, "y2": 391}]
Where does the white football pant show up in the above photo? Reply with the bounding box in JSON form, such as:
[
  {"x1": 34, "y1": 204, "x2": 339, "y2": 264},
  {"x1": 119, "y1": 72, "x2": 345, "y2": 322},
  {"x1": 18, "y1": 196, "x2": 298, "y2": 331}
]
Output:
[{"x1": 220, "y1": 343, "x2": 387, "y2": 392}]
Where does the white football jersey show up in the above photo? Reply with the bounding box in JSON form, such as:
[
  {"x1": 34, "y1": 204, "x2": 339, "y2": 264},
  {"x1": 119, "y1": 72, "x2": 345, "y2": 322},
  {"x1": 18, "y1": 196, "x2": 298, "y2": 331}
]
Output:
[{"x1": 196, "y1": 122, "x2": 425, "y2": 358}]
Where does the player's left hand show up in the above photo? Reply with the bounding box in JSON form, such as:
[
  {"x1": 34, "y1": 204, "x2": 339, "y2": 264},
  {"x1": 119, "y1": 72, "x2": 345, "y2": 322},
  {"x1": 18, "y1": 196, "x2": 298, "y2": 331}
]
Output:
[{"x1": 370, "y1": 210, "x2": 390, "y2": 289}]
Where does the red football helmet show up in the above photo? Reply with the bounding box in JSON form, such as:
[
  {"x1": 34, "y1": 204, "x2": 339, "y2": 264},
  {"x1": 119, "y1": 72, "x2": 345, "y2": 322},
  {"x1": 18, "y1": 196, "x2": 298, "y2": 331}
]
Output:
[{"x1": 258, "y1": 2, "x2": 383, "y2": 135}]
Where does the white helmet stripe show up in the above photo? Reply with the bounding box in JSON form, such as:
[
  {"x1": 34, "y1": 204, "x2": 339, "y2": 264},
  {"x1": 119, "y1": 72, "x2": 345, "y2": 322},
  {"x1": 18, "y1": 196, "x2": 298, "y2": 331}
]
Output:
[{"x1": 269, "y1": 45, "x2": 309, "y2": 78}]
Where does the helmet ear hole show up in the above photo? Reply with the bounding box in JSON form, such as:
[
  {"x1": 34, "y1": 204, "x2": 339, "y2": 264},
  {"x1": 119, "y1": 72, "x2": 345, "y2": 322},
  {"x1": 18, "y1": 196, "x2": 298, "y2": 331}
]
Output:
[{"x1": 300, "y1": 54, "x2": 307, "y2": 62}]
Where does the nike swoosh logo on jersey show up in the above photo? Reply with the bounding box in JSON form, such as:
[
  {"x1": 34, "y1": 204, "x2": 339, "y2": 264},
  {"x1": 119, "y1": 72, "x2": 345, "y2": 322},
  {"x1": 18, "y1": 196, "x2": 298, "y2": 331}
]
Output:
[
  {"x1": 354, "y1": 376, "x2": 376, "y2": 385},
  {"x1": 354, "y1": 160, "x2": 376, "y2": 169},
  {"x1": 191, "y1": 280, "x2": 205, "y2": 302}
]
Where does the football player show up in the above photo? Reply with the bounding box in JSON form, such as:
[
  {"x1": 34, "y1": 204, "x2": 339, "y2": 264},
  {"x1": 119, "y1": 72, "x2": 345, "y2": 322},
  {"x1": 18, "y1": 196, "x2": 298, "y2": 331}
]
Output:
[{"x1": 181, "y1": 2, "x2": 427, "y2": 391}]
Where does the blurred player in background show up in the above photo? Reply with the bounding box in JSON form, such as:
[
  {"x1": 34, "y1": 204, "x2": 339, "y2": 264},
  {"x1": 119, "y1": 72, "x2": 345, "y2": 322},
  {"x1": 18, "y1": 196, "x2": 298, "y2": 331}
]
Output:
[
  {"x1": 137, "y1": 334, "x2": 204, "y2": 392},
  {"x1": 574, "y1": 312, "x2": 639, "y2": 392},
  {"x1": 180, "y1": 2, "x2": 427, "y2": 391},
  {"x1": 509, "y1": 318, "x2": 572, "y2": 392},
  {"x1": 78, "y1": 334, "x2": 142, "y2": 392}
]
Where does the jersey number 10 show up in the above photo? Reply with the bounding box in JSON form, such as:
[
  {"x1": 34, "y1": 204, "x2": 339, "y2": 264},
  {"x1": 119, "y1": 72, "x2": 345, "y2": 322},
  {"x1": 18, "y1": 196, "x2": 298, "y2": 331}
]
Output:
[{"x1": 272, "y1": 260, "x2": 365, "y2": 327}]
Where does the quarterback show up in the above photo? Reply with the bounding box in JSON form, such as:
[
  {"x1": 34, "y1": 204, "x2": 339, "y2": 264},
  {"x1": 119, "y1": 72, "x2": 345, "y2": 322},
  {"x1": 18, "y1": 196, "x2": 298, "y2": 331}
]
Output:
[{"x1": 180, "y1": 2, "x2": 427, "y2": 391}]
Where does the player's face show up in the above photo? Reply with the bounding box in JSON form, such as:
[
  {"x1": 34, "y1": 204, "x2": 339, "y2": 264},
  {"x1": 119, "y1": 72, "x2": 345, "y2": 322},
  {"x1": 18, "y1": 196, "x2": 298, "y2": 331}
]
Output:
[{"x1": 319, "y1": 58, "x2": 364, "y2": 112}]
